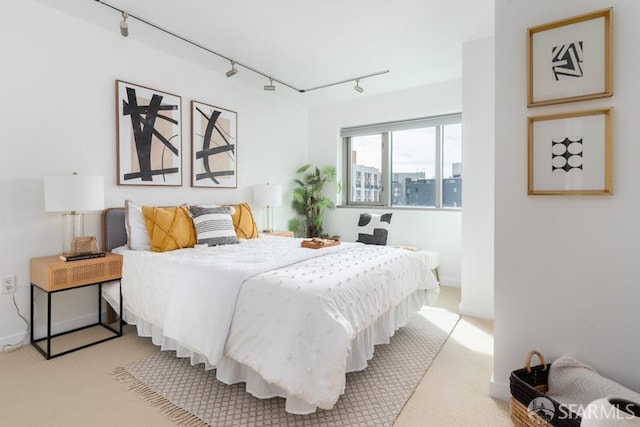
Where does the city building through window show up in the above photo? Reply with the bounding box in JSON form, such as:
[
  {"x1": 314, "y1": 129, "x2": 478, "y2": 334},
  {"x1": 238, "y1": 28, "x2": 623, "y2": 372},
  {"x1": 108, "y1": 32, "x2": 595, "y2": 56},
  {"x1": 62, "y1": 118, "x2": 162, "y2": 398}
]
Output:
[{"x1": 342, "y1": 114, "x2": 462, "y2": 209}]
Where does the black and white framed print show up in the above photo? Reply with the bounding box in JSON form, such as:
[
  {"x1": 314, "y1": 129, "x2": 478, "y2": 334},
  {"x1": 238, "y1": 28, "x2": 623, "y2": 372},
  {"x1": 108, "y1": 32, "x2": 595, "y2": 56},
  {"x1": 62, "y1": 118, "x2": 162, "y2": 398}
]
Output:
[
  {"x1": 528, "y1": 108, "x2": 612, "y2": 195},
  {"x1": 116, "y1": 80, "x2": 182, "y2": 186},
  {"x1": 191, "y1": 100, "x2": 237, "y2": 188},
  {"x1": 528, "y1": 8, "x2": 612, "y2": 107}
]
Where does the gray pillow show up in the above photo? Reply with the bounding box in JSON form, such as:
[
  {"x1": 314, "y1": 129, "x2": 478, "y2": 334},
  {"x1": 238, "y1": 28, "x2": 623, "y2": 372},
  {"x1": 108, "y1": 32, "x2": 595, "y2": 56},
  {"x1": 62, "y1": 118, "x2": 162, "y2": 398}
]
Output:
[{"x1": 189, "y1": 206, "x2": 239, "y2": 246}]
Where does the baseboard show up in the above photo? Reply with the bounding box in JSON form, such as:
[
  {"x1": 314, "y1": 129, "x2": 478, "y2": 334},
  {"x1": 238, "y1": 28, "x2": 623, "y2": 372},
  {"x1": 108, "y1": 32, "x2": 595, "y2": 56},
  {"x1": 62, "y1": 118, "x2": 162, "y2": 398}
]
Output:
[
  {"x1": 439, "y1": 276, "x2": 461, "y2": 288},
  {"x1": 458, "y1": 301, "x2": 493, "y2": 320},
  {"x1": 31, "y1": 311, "x2": 109, "y2": 338},
  {"x1": 489, "y1": 373, "x2": 510, "y2": 402},
  {"x1": 0, "y1": 330, "x2": 29, "y2": 349},
  {"x1": 0, "y1": 311, "x2": 110, "y2": 348}
]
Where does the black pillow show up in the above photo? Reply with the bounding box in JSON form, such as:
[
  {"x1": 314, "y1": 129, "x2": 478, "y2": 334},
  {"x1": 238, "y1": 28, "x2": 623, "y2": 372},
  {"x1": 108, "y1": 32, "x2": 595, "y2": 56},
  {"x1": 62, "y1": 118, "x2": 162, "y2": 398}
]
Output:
[{"x1": 356, "y1": 213, "x2": 392, "y2": 245}]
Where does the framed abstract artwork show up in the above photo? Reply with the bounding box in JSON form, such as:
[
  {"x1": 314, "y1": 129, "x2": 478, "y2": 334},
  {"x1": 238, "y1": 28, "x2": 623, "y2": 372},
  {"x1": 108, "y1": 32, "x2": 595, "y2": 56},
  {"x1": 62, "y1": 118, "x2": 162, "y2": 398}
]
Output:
[
  {"x1": 527, "y1": 8, "x2": 612, "y2": 107},
  {"x1": 191, "y1": 100, "x2": 237, "y2": 188},
  {"x1": 528, "y1": 108, "x2": 613, "y2": 195},
  {"x1": 116, "y1": 80, "x2": 182, "y2": 186}
]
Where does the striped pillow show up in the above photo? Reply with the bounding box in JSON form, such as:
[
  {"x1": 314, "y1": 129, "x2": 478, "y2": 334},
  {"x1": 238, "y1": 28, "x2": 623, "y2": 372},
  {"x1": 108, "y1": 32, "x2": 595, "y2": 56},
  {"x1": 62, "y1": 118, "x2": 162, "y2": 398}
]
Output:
[{"x1": 189, "y1": 206, "x2": 239, "y2": 246}]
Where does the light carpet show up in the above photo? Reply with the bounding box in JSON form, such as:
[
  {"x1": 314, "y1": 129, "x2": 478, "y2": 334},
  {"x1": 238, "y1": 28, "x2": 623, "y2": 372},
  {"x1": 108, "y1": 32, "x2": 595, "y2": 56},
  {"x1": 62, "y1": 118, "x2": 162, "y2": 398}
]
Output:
[{"x1": 114, "y1": 306, "x2": 459, "y2": 427}]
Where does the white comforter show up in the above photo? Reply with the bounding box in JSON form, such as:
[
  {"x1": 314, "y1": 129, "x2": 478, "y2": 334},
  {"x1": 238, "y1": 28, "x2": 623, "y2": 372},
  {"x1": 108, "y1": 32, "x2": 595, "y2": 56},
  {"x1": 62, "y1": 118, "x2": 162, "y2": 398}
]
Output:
[{"x1": 114, "y1": 237, "x2": 439, "y2": 413}]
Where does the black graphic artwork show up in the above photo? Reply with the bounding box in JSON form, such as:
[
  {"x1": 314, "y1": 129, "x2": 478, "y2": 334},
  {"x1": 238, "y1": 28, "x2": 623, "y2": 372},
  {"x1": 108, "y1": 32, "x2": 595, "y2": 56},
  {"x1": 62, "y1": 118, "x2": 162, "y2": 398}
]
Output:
[
  {"x1": 552, "y1": 41, "x2": 583, "y2": 80},
  {"x1": 194, "y1": 106, "x2": 235, "y2": 185},
  {"x1": 122, "y1": 87, "x2": 179, "y2": 182},
  {"x1": 551, "y1": 137, "x2": 583, "y2": 172}
]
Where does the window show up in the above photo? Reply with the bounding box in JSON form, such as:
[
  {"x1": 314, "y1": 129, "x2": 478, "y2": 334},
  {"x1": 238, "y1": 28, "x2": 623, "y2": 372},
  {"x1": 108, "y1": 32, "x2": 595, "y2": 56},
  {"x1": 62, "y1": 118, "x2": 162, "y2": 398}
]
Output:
[
  {"x1": 442, "y1": 122, "x2": 462, "y2": 208},
  {"x1": 348, "y1": 134, "x2": 383, "y2": 204},
  {"x1": 342, "y1": 114, "x2": 462, "y2": 209}
]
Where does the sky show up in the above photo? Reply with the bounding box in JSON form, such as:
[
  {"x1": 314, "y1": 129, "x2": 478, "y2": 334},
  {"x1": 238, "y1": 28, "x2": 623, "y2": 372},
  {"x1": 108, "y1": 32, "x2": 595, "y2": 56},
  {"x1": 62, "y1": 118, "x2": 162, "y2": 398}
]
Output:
[{"x1": 351, "y1": 124, "x2": 462, "y2": 178}]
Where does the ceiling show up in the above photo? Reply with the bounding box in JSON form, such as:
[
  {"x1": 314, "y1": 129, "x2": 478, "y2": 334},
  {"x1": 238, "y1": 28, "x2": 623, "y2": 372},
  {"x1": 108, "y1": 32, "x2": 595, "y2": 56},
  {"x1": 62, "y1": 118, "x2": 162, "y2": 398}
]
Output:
[{"x1": 40, "y1": 0, "x2": 494, "y2": 106}]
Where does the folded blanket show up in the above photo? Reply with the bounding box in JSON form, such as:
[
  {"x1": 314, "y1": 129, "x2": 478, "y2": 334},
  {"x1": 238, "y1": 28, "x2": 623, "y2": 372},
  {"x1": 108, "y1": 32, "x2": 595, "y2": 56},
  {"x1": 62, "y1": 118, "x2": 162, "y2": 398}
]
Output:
[{"x1": 547, "y1": 355, "x2": 640, "y2": 416}]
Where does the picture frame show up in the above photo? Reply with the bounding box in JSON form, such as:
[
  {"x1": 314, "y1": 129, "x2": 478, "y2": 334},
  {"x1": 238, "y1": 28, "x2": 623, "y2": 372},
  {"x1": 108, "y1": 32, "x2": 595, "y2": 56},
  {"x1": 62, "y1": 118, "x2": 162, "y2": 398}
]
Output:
[
  {"x1": 191, "y1": 100, "x2": 237, "y2": 188},
  {"x1": 116, "y1": 80, "x2": 182, "y2": 186},
  {"x1": 527, "y1": 8, "x2": 612, "y2": 107},
  {"x1": 528, "y1": 108, "x2": 613, "y2": 195}
]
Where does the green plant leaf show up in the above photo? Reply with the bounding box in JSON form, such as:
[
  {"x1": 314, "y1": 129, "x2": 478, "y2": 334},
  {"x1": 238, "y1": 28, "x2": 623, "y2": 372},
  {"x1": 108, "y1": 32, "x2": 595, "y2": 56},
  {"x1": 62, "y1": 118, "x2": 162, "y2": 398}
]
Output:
[
  {"x1": 305, "y1": 174, "x2": 320, "y2": 185},
  {"x1": 296, "y1": 164, "x2": 311, "y2": 174},
  {"x1": 321, "y1": 165, "x2": 337, "y2": 180},
  {"x1": 316, "y1": 198, "x2": 332, "y2": 209},
  {"x1": 292, "y1": 188, "x2": 306, "y2": 201},
  {"x1": 288, "y1": 218, "x2": 301, "y2": 233}
]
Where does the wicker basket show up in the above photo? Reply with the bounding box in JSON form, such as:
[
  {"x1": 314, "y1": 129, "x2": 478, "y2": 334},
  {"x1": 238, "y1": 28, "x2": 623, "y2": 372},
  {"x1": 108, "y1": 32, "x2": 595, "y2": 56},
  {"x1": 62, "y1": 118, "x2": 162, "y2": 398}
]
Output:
[{"x1": 510, "y1": 350, "x2": 581, "y2": 427}]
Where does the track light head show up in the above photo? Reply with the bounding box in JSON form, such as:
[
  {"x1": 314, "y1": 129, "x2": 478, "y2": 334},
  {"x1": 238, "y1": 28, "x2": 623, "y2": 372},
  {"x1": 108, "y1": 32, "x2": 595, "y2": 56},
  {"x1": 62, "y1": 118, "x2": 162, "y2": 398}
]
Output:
[
  {"x1": 264, "y1": 78, "x2": 276, "y2": 91},
  {"x1": 119, "y1": 11, "x2": 129, "y2": 37},
  {"x1": 354, "y1": 79, "x2": 364, "y2": 93},
  {"x1": 225, "y1": 61, "x2": 238, "y2": 78}
]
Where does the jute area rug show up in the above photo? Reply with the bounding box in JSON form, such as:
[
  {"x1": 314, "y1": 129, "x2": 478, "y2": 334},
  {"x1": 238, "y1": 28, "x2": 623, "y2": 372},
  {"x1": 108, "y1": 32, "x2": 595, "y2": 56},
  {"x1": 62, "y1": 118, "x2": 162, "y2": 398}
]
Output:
[{"x1": 114, "y1": 306, "x2": 459, "y2": 427}]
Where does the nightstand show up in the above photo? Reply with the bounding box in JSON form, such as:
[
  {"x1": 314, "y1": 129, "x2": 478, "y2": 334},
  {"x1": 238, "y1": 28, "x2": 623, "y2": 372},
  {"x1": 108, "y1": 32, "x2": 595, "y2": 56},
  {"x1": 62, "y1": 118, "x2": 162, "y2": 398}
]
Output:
[
  {"x1": 29, "y1": 253, "x2": 123, "y2": 359},
  {"x1": 262, "y1": 230, "x2": 295, "y2": 237}
]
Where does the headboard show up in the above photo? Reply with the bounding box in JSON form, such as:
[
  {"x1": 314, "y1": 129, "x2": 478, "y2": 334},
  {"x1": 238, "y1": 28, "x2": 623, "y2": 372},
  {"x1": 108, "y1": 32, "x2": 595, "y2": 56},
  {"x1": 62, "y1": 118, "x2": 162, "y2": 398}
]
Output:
[{"x1": 102, "y1": 208, "x2": 127, "y2": 251}]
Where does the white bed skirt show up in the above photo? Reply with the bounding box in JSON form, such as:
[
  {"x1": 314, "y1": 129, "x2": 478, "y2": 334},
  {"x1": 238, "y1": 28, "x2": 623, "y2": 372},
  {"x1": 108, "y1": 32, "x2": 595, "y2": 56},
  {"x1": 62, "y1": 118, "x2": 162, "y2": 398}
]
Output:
[{"x1": 105, "y1": 285, "x2": 439, "y2": 414}]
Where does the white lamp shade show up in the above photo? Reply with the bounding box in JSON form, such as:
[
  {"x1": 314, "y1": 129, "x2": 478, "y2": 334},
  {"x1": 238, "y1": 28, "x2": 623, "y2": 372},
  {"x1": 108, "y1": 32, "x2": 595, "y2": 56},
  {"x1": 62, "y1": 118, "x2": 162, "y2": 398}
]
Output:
[
  {"x1": 44, "y1": 175, "x2": 105, "y2": 212},
  {"x1": 253, "y1": 183, "x2": 282, "y2": 207}
]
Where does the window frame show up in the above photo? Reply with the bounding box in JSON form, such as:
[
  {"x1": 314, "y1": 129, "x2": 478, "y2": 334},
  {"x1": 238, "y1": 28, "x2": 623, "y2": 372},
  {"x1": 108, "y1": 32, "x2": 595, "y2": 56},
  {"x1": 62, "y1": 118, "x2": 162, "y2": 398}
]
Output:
[
  {"x1": 341, "y1": 113, "x2": 462, "y2": 210},
  {"x1": 345, "y1": 132, "x2": 388, "y2": 207}
]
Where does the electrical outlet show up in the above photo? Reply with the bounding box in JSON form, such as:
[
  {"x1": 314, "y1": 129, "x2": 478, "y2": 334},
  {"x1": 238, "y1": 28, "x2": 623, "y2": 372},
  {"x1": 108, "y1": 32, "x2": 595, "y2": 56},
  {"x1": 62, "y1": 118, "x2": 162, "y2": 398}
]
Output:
[{"x1": 2, "y1": 275, "x2": 16, "y2": 294}]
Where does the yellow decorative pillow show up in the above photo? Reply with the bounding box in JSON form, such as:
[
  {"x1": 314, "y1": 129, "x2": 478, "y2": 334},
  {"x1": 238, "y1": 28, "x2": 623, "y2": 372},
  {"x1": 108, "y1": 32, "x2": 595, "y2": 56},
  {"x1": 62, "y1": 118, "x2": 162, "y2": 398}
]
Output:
[
  {"x1": 142, "y1": 206, "x2": 197, "y2": 252},
  {"x1": 230, "y1": 203, "x2": 258, "y2": 239}
]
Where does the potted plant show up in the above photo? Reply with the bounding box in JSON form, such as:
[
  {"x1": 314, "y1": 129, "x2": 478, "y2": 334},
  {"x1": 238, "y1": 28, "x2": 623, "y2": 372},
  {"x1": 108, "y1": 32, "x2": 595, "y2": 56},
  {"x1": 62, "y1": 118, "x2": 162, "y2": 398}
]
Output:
[{"x1": 288, "y1": 164, "x2": 340, "y2": 238}]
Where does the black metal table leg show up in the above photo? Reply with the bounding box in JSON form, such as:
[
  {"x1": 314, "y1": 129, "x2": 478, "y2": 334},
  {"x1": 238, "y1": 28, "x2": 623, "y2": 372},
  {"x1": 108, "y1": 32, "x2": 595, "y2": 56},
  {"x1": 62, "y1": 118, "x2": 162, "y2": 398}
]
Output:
[
  {"x1": 30, "y1": 284, "x2": 34, "y2": 345},
  {"x1": 46, "y1": 291, "x2": 52, "y2": 359}
]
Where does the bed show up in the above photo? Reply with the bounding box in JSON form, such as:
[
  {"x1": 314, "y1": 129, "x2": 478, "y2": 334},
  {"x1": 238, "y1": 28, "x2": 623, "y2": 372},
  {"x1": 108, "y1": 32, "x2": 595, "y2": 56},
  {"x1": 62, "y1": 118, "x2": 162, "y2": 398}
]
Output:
[{"x1": 102, "y1": 206, "x2": 440, "y2": 414}]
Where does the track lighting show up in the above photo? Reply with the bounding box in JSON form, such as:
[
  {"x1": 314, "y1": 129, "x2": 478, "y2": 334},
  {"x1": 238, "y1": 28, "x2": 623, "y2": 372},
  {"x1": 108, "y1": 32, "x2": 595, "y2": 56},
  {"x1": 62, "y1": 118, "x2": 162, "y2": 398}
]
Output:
[
  {"x1": 264, "y1": 78, "x2": 276, "y2": 91},
  {"x1": 95, "y1": 0, "x2": 389, "y2": 93},
  {"x1": 225, "y1": 61, "x2": 238, "y2": 77},
  {"x1": 354, "y1": 79, "x2": 364, "y2": 93},
  {"x1": 119, "y1": 11, "x2": 129, "y2": 37}
]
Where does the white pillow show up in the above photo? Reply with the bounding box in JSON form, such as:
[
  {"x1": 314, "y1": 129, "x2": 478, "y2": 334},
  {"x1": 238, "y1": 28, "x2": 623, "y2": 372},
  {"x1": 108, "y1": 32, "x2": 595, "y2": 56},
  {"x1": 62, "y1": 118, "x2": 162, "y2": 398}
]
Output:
[{"x1": 125, "y1": 199, "x2": 151, "y2": 251}]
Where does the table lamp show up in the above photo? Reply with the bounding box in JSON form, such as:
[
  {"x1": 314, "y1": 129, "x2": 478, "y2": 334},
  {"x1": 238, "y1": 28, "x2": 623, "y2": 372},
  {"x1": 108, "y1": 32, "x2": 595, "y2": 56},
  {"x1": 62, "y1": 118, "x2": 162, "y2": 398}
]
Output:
[
  {"x1": 44, "y1": 174, "x2": 105, "y2": 254},
  {"x1": 253, "y1": 183, "x2": 282, "y2": 232}
]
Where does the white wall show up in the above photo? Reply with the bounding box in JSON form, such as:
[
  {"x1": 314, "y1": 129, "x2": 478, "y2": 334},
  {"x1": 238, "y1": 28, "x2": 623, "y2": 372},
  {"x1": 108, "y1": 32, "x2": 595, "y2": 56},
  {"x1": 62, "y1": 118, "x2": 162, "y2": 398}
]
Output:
[
  {"x1": 0, "y1": 0, "x2": 309, "y2": 346},
  {"x1": 460, "y1": 37, "x2": 495, "y2": 320},
  {"x1": 308, "y1": 81, "x2": 463, "y2": 286},
  {"x1": 492, "y1": 1, "x2": 640, "y2": 400}
]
